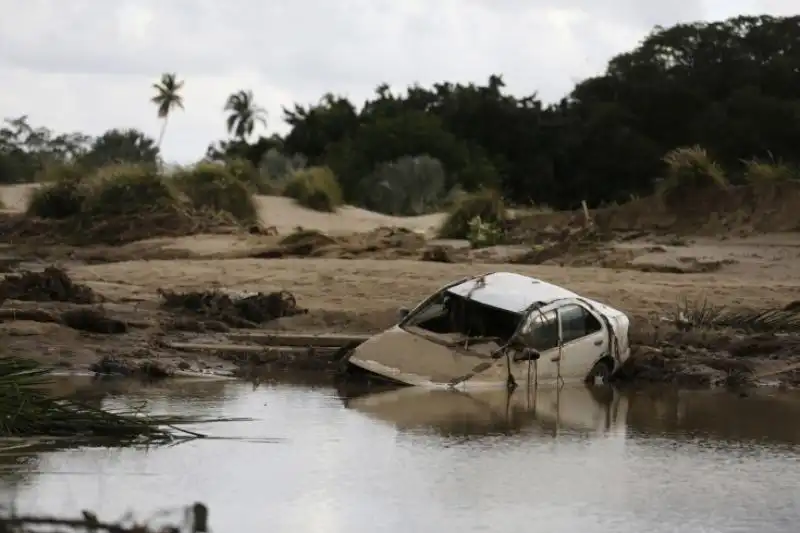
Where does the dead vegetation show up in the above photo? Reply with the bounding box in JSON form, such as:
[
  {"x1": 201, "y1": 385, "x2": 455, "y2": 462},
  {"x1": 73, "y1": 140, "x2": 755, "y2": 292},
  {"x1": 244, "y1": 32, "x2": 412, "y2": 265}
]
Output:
[
  {"x1": 0, "y1": 267, "x2": 100, "y2": 305},
  {"x1": 251, "y1": 226, "x2": 427, "y2": 259},
  {"x1": 157, "y1": 288, "x2": 307, "y2": 328},
  {"x1": 615, "y1": 299, "x2": 800, "y2": 388},
  {"x1": 89, "y1": 355, "x2": 173, "y2": 379}
]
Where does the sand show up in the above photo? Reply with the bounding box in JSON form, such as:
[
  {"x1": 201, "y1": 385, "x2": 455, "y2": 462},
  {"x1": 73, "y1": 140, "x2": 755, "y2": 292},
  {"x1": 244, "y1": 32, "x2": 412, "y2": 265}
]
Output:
[
  {"x1": 2, "y1": 183, "x2": 800, "y2": 387},
  {"x1": 67, "y1": 256, "x2": 800, "y2": 317},
  {"x1": 2, "y1": 181, "x2": 799, "y2": 316}
]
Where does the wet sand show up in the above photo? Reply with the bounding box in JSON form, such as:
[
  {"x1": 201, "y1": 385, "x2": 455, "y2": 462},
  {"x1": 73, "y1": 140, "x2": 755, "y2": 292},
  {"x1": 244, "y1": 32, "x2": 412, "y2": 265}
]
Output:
[{"x1": 2, "y1": 184, "x2": 800, "y2": 387}]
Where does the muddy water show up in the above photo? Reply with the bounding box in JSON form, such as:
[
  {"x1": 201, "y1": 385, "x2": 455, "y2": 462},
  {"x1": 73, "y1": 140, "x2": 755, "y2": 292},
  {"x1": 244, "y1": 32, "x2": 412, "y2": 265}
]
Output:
[{"x1": 1, "y1": 375, "x2": 799, "y2": 533}]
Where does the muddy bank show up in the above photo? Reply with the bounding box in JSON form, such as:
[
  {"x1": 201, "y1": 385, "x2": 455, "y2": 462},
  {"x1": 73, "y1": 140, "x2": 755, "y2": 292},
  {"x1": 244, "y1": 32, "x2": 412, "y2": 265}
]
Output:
[
  {"x1": 0, "y1": 222, "x2": 752, "y2": 277},
  {"x1": 1, "y1": 267, "x2": 799, "y2": 390}
]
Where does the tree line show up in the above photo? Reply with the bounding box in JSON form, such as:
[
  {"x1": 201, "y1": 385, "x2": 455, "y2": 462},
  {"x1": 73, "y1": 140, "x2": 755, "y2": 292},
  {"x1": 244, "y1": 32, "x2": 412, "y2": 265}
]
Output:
[{"x1": 2, "y1": 14, "x2": 798, "y2": 213}]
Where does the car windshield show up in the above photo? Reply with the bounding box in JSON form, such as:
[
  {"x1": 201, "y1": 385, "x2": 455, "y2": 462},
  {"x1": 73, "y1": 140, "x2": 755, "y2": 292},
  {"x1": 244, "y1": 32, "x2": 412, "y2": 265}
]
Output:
[{"x1": 403, "y1": 291, "x2": 521, "y2": 343}]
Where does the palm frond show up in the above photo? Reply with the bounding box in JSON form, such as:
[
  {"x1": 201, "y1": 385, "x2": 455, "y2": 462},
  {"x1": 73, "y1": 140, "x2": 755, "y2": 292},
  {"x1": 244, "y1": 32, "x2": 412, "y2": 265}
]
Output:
[
  {"x1": 670, "y1": 296, "x2": 800, "y2": 333},
  {"x1": 0, "y1": 355, "x2": 222, "y2": 442}
]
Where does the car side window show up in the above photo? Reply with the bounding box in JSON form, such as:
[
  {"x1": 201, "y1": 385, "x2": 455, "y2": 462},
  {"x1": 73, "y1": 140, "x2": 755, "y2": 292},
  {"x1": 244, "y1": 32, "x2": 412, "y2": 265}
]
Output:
[
  {"x1": 523, "y1": 310, "x2": 559, "y2": 352},
  {"x1": 559, "y1": 304, "x2": 602, "y2": 343}
]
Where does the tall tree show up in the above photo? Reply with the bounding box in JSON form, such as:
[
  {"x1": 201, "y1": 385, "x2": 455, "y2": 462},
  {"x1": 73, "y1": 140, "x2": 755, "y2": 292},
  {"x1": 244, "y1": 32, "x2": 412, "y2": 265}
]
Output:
[
  {"x1": 224, "y1": 90, "x2": 267, "y2": 140},
  {"x1": 151, "y1": 73, "x2": 185, "y2": 148},
  {"x1": 80, "y1": 129, "x2": 159, "y2": 168}
]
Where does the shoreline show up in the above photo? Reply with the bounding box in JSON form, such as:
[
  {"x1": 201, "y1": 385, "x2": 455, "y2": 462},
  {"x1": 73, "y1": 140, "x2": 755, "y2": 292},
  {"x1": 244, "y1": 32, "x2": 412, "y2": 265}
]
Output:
[{"x1": 1, "y1": 256, "x2": 799, "y2": 391}]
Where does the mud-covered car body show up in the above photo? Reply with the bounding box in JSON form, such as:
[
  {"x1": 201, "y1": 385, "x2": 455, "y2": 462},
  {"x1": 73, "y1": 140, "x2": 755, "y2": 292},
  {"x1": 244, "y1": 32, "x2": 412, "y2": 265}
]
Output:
[{"x1": 347, "y1": 272, "x2": 631, "y2": 389}]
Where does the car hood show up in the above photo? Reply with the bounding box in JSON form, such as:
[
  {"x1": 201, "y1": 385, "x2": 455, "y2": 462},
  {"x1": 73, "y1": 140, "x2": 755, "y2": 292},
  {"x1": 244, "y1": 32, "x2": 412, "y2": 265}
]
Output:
[{"x1": 348, "y1": 325, "x2": 508, "y2": 388}]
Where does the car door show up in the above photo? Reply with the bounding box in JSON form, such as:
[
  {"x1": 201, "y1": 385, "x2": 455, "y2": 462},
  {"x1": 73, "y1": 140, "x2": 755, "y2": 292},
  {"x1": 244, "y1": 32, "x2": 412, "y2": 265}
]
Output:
[
  {"x1": 555, "y1": 302, "x2": 608, "y2": 380},
  {"x1": 510, "y1": 307, "x2": 561, "y2": 386}
]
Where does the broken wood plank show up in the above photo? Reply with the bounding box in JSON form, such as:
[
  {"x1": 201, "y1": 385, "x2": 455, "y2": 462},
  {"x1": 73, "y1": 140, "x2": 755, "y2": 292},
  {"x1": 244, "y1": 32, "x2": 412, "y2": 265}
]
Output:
[
  {"x1": 753, "y1": 361, "x2": 800, "y2": 379},
  {"x1": 164, "y1": 341, "x2": 339, "y2": 356},
  {"x1": 224, "y1": 332, "x2": 371, "y2": 348}
]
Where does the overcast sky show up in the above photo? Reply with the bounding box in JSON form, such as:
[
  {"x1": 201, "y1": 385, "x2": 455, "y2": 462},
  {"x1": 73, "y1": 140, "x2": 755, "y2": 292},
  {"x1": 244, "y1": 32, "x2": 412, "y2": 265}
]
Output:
[{"x1": 0, "y1": 0, "x2": 794, "y2": 163}]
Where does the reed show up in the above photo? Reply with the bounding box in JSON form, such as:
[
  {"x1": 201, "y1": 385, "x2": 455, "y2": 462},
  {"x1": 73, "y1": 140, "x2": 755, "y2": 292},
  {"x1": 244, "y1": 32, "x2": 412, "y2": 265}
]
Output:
[{"x1": 0, "y1": 356, "x2": 218, "y2": 442}]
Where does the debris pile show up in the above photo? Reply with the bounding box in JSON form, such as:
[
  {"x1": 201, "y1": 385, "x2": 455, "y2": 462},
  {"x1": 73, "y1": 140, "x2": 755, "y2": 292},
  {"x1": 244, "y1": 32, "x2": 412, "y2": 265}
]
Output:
[
  {"x1": 90, "y1": 354, "x2": 173, "y2": 379},
  {"x1": 252, "y1": 227, "x2": 427, "y2": 259},
  {"x1": 157, "y1": 288, "x2": 307, "y2": 328},
  {"x1": 0, "y1": 267, "x2": 99, "y2": 304},
  {"x1": 614, "y1": 307, "x2": 800, "y2": 388}
]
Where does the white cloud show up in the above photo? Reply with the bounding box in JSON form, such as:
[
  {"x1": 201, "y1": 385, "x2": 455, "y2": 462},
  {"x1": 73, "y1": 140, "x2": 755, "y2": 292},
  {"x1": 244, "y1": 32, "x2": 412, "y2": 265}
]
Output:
[{"x1": 0, "y1": 0, "x2": 794, "y2": 163}]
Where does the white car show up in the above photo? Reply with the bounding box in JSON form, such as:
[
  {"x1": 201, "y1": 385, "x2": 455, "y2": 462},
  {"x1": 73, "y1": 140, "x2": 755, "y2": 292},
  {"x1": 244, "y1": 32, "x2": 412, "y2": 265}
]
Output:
[{"x1": 347, "y1": 272, "x2": 631, "y2": 389}]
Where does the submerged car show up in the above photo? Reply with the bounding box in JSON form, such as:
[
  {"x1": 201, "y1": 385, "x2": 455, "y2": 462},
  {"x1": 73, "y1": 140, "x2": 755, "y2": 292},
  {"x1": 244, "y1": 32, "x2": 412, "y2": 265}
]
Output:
[{"x1": 347, "y1": 272, "x2": 631, "y2": 389}]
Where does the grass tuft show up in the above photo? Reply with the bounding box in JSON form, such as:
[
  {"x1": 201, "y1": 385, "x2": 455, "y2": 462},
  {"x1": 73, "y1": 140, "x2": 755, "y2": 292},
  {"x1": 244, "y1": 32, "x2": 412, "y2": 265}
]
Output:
[
  {"x1": 174, "y1": 162, "x2": 259, "y2": 225},
  {"x1": 283, "y1": 167, "x2": 343, "y2": 212},
  {"x1": 438, "y1": 188, "x2": 507, "y2": 239},
  {"x1": 671, "y1": 296, "x2": 800, "y2": 333},
  {"x1": 658, "y1": 146, "x2": 728, "y2": 206}
]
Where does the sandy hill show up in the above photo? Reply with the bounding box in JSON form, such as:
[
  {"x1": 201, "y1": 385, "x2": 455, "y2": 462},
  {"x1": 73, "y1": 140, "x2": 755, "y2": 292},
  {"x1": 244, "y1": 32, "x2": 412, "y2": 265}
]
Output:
[
  {"x1": 0, "y1": 183, "x2": 38, "y2": 212},
  {"x1": 0, "y1": 184, "x2": 445, "y2": 236},
  {"x1": 254, "y1": 196, "x2": 444, "y2": 235}
]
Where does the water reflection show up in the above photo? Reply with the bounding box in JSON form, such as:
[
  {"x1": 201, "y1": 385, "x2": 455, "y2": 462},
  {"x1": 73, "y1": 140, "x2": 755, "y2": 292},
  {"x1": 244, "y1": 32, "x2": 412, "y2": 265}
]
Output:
[
  {"x1": 0, "y1": 375, "x2": 798, "y2": 533},
  {"x1": 340, "y1": 384, "x2": 627, "y2": 439},
  {"x1": 625, "y1": 387, "x2": 800, "y2": 446}
]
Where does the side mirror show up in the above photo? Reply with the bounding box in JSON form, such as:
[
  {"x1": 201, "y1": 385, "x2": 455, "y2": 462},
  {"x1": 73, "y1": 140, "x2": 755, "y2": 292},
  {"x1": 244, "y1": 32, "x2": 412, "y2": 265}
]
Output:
[
  {"x1": 397, "y1": 307, "x2": 410, "y2": 320},
  {"x1": 512, "y1": 348, "x2": 541, "y2": 362}
]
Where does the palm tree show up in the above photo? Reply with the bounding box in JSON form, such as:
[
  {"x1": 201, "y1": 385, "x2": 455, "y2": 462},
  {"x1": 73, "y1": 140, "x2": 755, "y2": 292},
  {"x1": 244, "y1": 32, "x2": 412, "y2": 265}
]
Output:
[
  {"x1": 224, "y1": 90, "x2": 267, "y2": 140},
  {"x1": 151, "y1": 73, "x2": 185, "y2": 148}
]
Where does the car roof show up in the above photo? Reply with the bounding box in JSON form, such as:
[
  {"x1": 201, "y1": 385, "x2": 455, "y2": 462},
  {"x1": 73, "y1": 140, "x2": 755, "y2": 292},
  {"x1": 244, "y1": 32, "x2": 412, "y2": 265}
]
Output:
[{"x1": 446, "y1": 272, "x2": 580, "y2": 314}]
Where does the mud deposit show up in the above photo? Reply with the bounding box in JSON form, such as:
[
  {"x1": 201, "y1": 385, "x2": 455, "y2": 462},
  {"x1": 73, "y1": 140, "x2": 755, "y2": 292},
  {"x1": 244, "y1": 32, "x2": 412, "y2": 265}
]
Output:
[
  {"x1": 2, "y1": 376, "x2": 799, "y2": 533},
  {"x1": 0, "y1": 265, "x2": 798, "y2": 390}
]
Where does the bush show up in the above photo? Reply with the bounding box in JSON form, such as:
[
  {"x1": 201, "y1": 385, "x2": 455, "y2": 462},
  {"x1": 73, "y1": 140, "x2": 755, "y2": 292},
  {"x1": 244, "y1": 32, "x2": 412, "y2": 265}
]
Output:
[
  {"x1": 362, "y1": 155, "x2": 447, "y2": 216},
  {"x1": 224, "y1": 157, "x2": 275, "y2": 195},
  {"x1": 83, "y1": 163, "x2": 181, "y2": 217},
  {"x1": 33, "y1": 161, "x2": 87, "y2": 183},
  {"x1": 283, "y1": 167, "x2": 343, "y2": 212},
  {"x1": 175, "y1": 162, "x2": 258, "y2": 224},
  {"x1": 259, "y1": 148, "x2": 307, "y2": 181},
  {"x1": 743, "y1": 159, "x2": 797, "y2": 182},
  {"x1": 438, "y1": 188, "x2": 507, "y2": 239},
  {"x1": 26, "y1": 177, "x2": 89, "y2": 219},
  {"x1": 467, "y1": 216, "x2": 504, "y2": 248},
  {"x1": 658, "y1": 146, "x2": 728, "y2": 205}
]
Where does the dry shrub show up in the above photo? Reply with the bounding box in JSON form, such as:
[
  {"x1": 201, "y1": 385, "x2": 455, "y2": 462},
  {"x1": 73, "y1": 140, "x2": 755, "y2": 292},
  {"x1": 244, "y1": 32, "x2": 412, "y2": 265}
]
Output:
[
  {"x1": 283, "y1": 166, "x2": 343, "y2": 212},
  {"x1": 438, "y1": 188, "x2": 507, "y2": 239},
  {"x1": 84, "y1": 163, "x2": 181, "y2": 217},
  {"x1": 26, "y1": 177, "x2": 89, "y2": 219},
  {"x1": 26, "y1": 162, "x2": 92, "y2": 219},
  {"x1": 743, "y1": 159, "x2": 797, "y2": 182},
  {"x1": 13, "y1": 163, "x2": 245, "y2": 245},
  {"x1": 658, "y1": 146, "x2": 728, "y2": 206},
  {"x1": 174, "y1": 162, "x2": 259, "y2": 225}
]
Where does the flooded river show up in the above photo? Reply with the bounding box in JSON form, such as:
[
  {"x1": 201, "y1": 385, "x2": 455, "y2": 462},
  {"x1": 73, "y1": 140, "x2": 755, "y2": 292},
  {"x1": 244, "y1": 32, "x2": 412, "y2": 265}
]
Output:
[{"x1": 1, "y1": 374, "x2": 799, "y2": 533}]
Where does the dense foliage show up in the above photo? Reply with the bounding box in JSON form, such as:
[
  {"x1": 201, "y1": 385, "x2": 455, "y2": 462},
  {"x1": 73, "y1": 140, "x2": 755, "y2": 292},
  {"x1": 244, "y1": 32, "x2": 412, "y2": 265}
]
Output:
[{"x1": 3, "y1": 15, "x2": 799, "y2": 213}]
